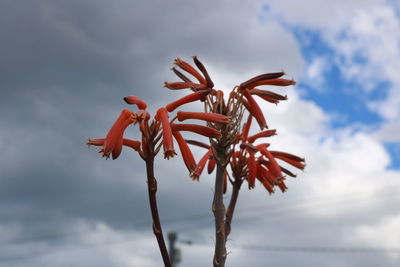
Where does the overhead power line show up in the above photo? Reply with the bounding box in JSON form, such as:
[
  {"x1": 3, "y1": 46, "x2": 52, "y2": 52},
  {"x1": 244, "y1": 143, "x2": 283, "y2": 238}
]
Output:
[{"x1": 229, "y1": 244, "x2": 400, "y2": 254}]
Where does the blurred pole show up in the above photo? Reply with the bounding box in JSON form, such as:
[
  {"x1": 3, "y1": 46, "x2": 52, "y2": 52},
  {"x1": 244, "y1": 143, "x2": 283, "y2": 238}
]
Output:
[{"x1": 168, "y1": 232, "x2": 178, "y2": 267}]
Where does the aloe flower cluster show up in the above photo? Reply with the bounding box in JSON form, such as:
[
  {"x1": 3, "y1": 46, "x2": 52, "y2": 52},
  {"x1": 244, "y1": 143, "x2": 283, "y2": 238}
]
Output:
[
  {"x1": 165, "y1": 57, "x2": 304, "y2": 267},
  {"x1": 87, "y1": 56, "x2": 304, "y2": 267},
  {"x1": 165, "y1": 57, "x2": 304, "y2": 194}
]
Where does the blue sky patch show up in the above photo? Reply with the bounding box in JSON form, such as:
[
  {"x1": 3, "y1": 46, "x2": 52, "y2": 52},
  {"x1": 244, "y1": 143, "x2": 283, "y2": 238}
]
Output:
[
  {"x1": 384, "y1": 142, "x2": 400, "y2": 170},
  {"x1": 291, "y1": 29, "x2": 384, "y2": 128}
]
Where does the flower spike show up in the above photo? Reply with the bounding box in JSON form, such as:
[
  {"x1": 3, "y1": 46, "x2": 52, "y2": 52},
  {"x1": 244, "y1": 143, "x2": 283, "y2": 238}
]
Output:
[{"x1": 156, "y1": 107, "x2": 177, "y2": 159}]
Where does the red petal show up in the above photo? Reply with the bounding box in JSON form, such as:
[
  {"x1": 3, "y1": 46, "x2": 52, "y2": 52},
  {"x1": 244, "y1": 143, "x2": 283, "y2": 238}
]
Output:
[
  {"x1": 166, "y1": 90, "x2": 209, "y2": 112},
  {"x1": 172, "y1": 130, "x2": 197, "y2": 176},
  {"x1": 123, "y1": 96, "x2": 147, "y2": 110}
]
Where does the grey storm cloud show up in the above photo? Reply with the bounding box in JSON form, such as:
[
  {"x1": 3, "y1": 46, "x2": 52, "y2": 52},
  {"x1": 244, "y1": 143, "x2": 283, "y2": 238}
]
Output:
[{"x1": 1, "y1": 0, "x2": 398, "y2": 267}]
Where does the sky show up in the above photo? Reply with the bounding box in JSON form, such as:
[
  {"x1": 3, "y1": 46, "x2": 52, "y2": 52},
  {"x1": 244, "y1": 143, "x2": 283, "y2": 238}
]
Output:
[{"x1": 1, "y1": 0, "x2": 400, "y2": 266}]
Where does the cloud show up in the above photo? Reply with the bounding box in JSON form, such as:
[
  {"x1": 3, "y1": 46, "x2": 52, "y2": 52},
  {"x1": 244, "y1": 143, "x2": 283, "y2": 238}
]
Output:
[
  {"x1": 267, "y1": 0, "x2": 400, "y2": 141},
  {"x1": 1, "y1": 0, "x2": 400, "y2": 266},
  {"x1": 355, "y1": 214, "x2": 400, "y2": 260}
]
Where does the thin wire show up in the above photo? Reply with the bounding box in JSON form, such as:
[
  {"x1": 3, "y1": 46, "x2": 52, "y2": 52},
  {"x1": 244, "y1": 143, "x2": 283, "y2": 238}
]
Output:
[{"x1": 186, "y1": 241, "x2": 400, "y2": 254}]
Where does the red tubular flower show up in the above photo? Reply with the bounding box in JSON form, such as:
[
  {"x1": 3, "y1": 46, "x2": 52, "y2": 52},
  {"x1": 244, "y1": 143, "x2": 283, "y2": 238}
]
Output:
[
  {"x1": 250, "y1": 89, "x2": 288, "y2": 104},
  {"x1": 177, "y1": 111, "x2": 230, "y2": 124},
  {"x1": 156, "y1": 107, "x2": 177, "y2": 159},
  {"x1": 171, "y1": 123, "x2": 221, "y2": 139},
  {"x1": 164, "y1": 82, "x2": 200, "y2": 90},
  {"x1": 240, "y1": 143, "x2": 258, "y2": 153},
  {"x1": 270, "y1": 151, "x2": 304, "y2": 162},
  {"x1": 166, "y1": 90, "x2": 209, "y2": 112},
  {"x1": 242, "y1": 90, "x2": 268, "y2": 129},
  {"x1": 123, "y1": 95, "x2": 147, "y2": 110},
  {"x1": 174, "y1": 58, "x2": 207, "y2": 85},
  {"x1": 241, "y1": 115, "x2": 253, "y2": 142},
  {"x1": 223, "y1": 171, "x2": 228, "y2": 194},
  {"x1": 276, "y1": 181, "x2": 288, "y2": 193},
  {"x1": 270, "y1": 151, "x2": 306, "y2": 170},
  {"x1": 185, "y1": 139, "x2": 210, "y2": 149},
  {"x1": 239, "y1": 72, "x2": 285, "y2": 89},
  {"x1": 246, "y1": 151, "x2": 257, "y2": 189},
  {"x1": 247, "y1": 130, "x2": 277, "y2": 143},
  {"x1": 193, "y1": 56, "x2": 214, "y2": 88},
  {"x1": 190, "y1": 84, "x2": 208, "y2": 92},
  {"x1": 257, "y1": 144, "x2": 282, "y2": 178},
  {"x1": 256, "y1": 165, "x2": 275, "y2": 194},
  {"x1": 248, "y1": 78, "x2": 296, "y2": 88},
  {"x1": 171, "y1": 67, "x2": 193, "y2": 83},
  {"x1": 123, "y1": 139, "x2": 141, "y2": 152},
  {"x1": 101, "y1": 109, "x2": 134, "y2": 159},
  {"x1": 191, "y1": 149, "x2": 212, "y2": 180},
  {"x1": 172, "y1": 130, "x2": 197, "y2": 177},
  {"x1": 87, "y1": 138, "x2": 105, "y2": 146},
  {"x1": 207, "y1": 158, "x2": 216, "y2": 174},
  {"x1": 280, "y1": 166, "x2": 297, "y2": 177}
]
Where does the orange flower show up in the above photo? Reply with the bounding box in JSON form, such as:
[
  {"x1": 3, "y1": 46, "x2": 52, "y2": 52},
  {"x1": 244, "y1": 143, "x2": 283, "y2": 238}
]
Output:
[
  {"x1": 171, "y1": 67, "x2": 192, "y2": 83},
  {"x1": 223, "y1": 171, "x2": 228, "y2": 194},
  {"x1": 241, "y1": 115, "x2": 253, "y2": 142},
  {"x1": 270, "y1": 151, "x2": 306, "y2": 170},
  {"x1": 277, "y1": 180, "x2": 288, "y2": 193},
  {"x1": 247, "y1": 130, "x2": 277, "y2": 143},
  {"x1": 257, "y1": 144, "x2": 282, "y2": 178},
  {"x1": 172, "y1": 130, "x2": 197, "y2": 177},
  {"x1": 239, "y1": 72, "x2": 285, "y2": 89},
  {"x1": 192, "y1": 56, "x2": 214, "y2": 88},
  {"x1": 185, "y1": 139, "x2": 210, "y2": 149},
  {"x1": 177, "y1": 111, "x2": 230, "y2": 124},
  {"x1": 171, "y1": 123, "x2": 221, "y2": 139},
  {"x1": 166, "y1": 90, "x2": 209, "y2": 112},
  {"x1": 101, "y1": 109, "x2": 134, "y2": 159},
  {"x1": 164, "y1": 82, "x2": 199, "y2": 90},
  {"x1": 87, "y1": 138, "x2": 141, "y2": 152},
  {"x1": 246, "y1": 151, "x2": 256, "y2": 189},
  {"x1": 250, "y1": 89, "x2": 287, "y2": 104},
  {"x1": 256, "y1": 164, "x2": 275, "y2": 194},
  {"x1": 242, "y1": 90, "x2": 267, "y2": 130},
  {"x1": 123, "y1": 95, "x2": 147, "y2": 110},
  {"x1": 248, "y1": 78, "x2": 296, "y2": 88},
  {"x1": 156, "y1": 107, "x2": 177, "y2": 159},
  {"x1": 174, "y1": 58, "x2": 207, "y2": 85},
  {"x1": 207, "y1": 157, "x2": 216, "y2": 174},
  {"x1": 191, "y1": 149, "x2": 212, "y2": 180}
]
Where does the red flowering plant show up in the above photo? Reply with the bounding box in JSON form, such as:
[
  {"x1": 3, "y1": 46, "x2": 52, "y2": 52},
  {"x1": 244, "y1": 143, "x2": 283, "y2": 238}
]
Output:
[
  {"x1": 88, "y1": 56, "x2": 304, "y2": 267},
  {"x1": 165, "y1": 57, "x2": 305, "y2": 267},
  {"x1": 88, "y1": 92, "x2": 228, "y2": 266}
]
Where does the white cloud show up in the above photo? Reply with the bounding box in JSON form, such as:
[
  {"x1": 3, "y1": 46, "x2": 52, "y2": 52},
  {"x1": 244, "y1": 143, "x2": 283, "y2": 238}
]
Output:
[
  {"x1": 306, "y1": 56, "x2": 329, "y2": 89},
  {"x1": 267, "y1": 0, "x2": 400, "y2": 140},
  {"x1": 355, "y1": 214, "x2": 400, "y2": 259}
]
